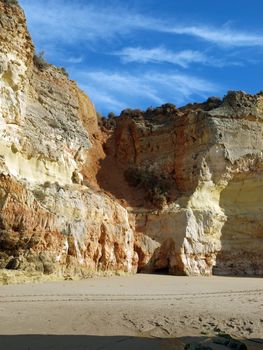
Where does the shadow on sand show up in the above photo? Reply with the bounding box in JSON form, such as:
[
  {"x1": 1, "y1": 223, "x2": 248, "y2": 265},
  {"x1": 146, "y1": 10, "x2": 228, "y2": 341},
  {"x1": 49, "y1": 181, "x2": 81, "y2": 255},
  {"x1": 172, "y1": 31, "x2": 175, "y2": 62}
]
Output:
[{"x1": 0, "y1": 335, "x2": 262, "y2": 350}]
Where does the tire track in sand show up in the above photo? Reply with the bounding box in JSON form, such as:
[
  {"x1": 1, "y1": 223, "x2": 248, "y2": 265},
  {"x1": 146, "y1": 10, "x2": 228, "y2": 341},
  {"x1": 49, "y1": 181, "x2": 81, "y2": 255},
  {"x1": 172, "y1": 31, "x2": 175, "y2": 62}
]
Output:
[{"x1": 0, "y1": 289, "x2": 262, "y2": 303}]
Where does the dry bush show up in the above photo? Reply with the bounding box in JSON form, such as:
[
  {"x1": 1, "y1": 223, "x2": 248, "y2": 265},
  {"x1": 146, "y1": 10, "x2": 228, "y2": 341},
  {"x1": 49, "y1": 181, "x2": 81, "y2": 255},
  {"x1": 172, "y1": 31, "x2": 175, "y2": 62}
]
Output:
[
  {"x1": 3, "y1": 0, "x2": 19, "y2": 5},
  {"x1": 33, "y1": 51, "x2": 49, "y2": 70},
  {"x1": 124, "y1": 166, "x2": 171, "y2": 208}
]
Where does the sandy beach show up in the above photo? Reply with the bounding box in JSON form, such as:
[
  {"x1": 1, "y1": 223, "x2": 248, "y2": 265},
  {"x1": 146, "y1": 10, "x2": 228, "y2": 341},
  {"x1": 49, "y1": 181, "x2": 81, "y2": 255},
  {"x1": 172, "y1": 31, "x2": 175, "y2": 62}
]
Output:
[{"x1": 0, "y1": 274, "x2": 262, "y2": 349}]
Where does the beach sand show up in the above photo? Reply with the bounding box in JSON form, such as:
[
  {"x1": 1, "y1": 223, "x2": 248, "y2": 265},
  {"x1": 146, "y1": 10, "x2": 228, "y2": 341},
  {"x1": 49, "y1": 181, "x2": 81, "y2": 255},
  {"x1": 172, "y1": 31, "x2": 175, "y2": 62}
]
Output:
[{"x1": 0, "y1": 274, "x2": 262, "y2": 349}]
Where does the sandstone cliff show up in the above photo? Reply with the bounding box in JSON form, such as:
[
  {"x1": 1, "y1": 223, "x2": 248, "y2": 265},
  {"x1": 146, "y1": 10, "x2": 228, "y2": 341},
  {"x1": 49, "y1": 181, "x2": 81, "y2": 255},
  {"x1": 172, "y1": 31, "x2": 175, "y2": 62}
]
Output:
[
  {"x1": 0, "y1": 1, "x2": 137, "y2": 283},
  {"x1": 0, "y1": 0, "x2": 262, "y2": 283},
  {"x1": 98, "y1": 96, "x2": 263, "y2": 276}
]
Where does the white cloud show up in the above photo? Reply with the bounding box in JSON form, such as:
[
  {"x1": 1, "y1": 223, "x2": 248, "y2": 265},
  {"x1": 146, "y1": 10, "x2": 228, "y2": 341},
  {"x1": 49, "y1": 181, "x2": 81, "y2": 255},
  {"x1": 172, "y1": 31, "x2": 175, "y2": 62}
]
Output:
[
  {"x1": 20, "y1": 0, "x2": 263, "y2": 48},
  {"x1": 163, "y1": 25, "x2": 263, "y2": 48},
  {"x1": 19, "y1": 1, "x2": 258, "y2": 114},
  {"x1": 117, "y1": 47, "x2": 213, "y2": 67},
  {"x1": 65, "y1": 56, "x2": 84, "y2": 64},
  {"x1": 73, "y1": 69, "x2": 219, "y2": 114},
  {"x1": 20, "y1": 0, "x2": 148, "y2": 44},
  {"x1": 80, "y1": 84, "x2": 126, "y2": 112},
  {"x1": 86, "y1": 71, "x2": 164, "y2": 104}
]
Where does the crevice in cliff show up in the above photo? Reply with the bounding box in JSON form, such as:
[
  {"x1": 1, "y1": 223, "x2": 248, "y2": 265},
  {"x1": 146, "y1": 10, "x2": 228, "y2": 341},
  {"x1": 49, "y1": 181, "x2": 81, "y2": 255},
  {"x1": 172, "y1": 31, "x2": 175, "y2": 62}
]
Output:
[{"x1": 128, "y1": 125, "x2": 138, "y2": 164}]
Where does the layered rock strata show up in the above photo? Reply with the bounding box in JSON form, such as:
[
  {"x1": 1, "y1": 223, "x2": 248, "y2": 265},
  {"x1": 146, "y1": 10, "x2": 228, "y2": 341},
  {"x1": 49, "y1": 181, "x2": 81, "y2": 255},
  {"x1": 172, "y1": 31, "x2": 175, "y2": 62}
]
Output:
[
  {"x1": 100, "y1": 95, "x2": 263, "y2": 276},
  {"x1": 0, "y1": 0, "x2": 262, "y2": 282},
  {"x1": 0, "y1": 1, "x2": 137, "y2": 281}
]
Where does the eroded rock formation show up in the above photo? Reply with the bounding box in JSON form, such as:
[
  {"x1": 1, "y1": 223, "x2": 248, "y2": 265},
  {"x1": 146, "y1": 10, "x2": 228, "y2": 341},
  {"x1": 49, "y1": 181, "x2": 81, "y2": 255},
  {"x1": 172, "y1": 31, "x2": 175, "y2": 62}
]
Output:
[
  {"x1": 0, "y1": 0, "x2": 262, "y2": 283},
  {"x1": 0, "y1": 1, "x2": 137, "y2": 282},
  {"x1": 100, "y1": 96, "x2": 263, "y2": 276}
]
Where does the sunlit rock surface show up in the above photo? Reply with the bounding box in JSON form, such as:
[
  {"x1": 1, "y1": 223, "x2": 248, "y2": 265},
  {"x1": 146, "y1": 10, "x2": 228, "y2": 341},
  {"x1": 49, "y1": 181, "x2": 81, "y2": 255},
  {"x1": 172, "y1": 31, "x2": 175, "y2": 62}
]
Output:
[
  {"x1": 0, "y1": 1, "x2": 137, "y2": 281},
  {"x1": 98, "y1": 96, "x2": 263, "y2": 276}
]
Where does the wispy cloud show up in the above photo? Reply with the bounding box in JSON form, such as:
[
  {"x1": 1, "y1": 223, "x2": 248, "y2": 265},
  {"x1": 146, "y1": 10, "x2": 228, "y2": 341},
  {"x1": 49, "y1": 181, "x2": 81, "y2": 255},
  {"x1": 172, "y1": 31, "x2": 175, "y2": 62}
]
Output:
[
  {"x1": 20, "y1": 0, "x2": 263, "y2": 49},
  {"x1": 162, "y1": 25, "x2": 263, "y2": 48},
  {"x1": 86, "y1": 71, "x2": 164, "y2": 104},
  {"x1": 117, "y1": 47, "x2": 223, "y2": 68},
  {"x1": 73, "y1": 69, "x2": 219, "y2": 114},
  {"x1": 65, "y1": 56, "x2": 84, "y2": 64},
  {"x1": 19, "y1": 0, "x2": 260, "y2": 114},
  {"x1": 20, "y1": 0, "x2": 149, "y2": 45},
  {"x1": 80, "y1": 84, "x2": 126, "y2": 112}
]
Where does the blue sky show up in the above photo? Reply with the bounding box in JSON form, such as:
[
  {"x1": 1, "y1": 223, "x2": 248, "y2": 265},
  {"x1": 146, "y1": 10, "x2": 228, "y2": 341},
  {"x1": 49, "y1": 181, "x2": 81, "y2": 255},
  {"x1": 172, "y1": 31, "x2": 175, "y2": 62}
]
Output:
[{"x1": 20, "y1": 0, "x2": 263, "y2": 115}]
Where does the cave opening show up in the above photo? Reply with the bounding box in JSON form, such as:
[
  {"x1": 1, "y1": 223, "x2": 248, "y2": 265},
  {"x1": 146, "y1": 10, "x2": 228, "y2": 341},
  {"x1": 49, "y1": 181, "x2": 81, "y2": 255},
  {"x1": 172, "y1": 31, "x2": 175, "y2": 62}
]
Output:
[{"x1": 152, "y1": 267, "x2": 170, "y2": 275}]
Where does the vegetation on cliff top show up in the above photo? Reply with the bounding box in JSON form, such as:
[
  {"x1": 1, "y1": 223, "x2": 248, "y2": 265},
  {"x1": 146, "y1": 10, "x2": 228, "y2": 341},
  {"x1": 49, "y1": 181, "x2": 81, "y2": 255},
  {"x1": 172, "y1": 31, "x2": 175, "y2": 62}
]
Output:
[
  {"x1": 3, "y1": 0, "x2": 18, "y2": 6},
  {"x1": 33, "y1": 51, "x2": 69, "y2": 77}
]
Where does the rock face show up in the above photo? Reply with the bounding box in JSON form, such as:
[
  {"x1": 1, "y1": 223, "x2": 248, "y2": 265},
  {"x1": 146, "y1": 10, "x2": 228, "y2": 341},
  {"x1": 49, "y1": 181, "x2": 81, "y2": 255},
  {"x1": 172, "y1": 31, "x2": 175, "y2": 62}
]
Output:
[
  {"x1": 0, "y1": 1, "x2": 137, "y2": 281},
  {"x1": 100, "y1": 96, "x2": 263, "y2": 276},
  {"x1": 0, "y1": 1, "x2": 262, "y2": 282}
]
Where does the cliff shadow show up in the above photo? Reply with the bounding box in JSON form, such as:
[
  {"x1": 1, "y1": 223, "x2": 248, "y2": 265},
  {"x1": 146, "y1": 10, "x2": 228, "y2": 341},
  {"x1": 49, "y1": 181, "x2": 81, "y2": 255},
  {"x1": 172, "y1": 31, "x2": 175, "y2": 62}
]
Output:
[
  {"x1": 95, "y1": 121, "x2": 179, "y2": 209},
  {"x1": 96, "y1": 132, "x2": 151, "y2": 208},
  {"x1": 214, "y1": 171, "x2": 263, "y2": 276},
  {"x1": 0, "y1": 335, "x2": 261, "y2": 350}
]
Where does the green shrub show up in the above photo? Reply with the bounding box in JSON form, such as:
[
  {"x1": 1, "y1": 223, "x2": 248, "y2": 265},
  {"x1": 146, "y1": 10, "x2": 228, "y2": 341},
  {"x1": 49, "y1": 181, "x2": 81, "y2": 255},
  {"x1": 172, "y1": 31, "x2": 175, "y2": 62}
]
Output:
[
  {"x1": 33, "y1": 51, "x2": 49, "y2": 70},
  {"x1": 3, "y1": 0, "x2": 19, "y2": 5},
  {"x1": 59, "y1": 67, "x2": 69, "y2": 78},
  {"x1": 124, "y1": 166, "x2": 171, "y2": 208},
  {"x1": 107, "y1": 112, "x2": 116, "y2": 119},
  {"x1": 120, "y1": 108, "x2": 143, "y2": 119},
  {"x1": 97, "y1": 112, "x2": 117, "y2": 130},
  {"x1": 154, "y1": 103, "x2": 177, "y2": 116}
]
